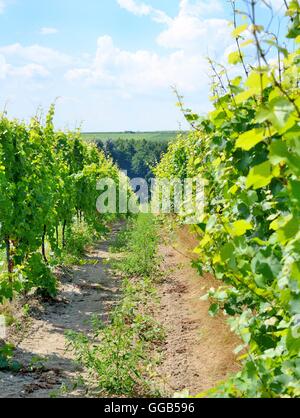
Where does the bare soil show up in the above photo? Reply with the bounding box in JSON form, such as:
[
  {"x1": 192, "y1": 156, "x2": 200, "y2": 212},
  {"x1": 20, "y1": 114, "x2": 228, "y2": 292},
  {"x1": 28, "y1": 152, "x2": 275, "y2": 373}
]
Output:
[
  {"x1": 0, "y1": 223, "x2": 240, "y2": 398},
  {"x1": 0, "y1": 226, "x2": 122, "y2": 398},
  {"x1": 155, "y1": 226, "x2": 240, "y2": 396}
]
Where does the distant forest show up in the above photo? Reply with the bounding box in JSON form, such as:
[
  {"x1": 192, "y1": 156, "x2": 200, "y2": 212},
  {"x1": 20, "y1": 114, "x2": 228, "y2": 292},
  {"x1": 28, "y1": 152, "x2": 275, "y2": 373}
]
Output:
[{"x1": 95, "y1": 138, "x2": 172, "y2": 182}]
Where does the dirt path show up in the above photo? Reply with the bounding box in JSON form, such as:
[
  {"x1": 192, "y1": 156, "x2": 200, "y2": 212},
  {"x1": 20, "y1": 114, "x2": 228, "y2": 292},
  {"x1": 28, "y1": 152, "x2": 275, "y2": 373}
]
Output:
[
  {"x1": 155, "y1": 227, "x2": 240, "y2": 396},
  {"x1": 0, "y1": 223, "x2": 240, "y2": 398},
  {"x1": 0, "y1": 226, "x2": 121, "y2": 398}
]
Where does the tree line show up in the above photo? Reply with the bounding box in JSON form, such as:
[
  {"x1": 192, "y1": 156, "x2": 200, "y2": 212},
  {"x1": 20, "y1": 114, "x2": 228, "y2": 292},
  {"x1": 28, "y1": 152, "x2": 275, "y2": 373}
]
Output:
[{"x1": 96, "y1": 138, "x2": 170, "y2": 182}]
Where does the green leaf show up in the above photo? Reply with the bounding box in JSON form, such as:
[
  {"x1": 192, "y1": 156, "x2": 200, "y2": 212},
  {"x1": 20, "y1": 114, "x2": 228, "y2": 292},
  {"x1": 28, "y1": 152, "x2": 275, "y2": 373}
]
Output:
[
  {"x1": 228, "y1": 51, "x2": 242, "y2": 65},
  {"x1": 229, "y1": 220, "x2": 253, "y2": 237},
  {"x1": 254, "y1": 274, "x2": 268, "y2": 289},
  {"x1": 231, "y1": 76, "x2": 243, "y2": 86},
  {"x1": 276, "y1": 217, "x2": 298, "y2": 245},
  {"x1": 232, "y1": 24, "x2": 248, "y2": 38},
  {"x1": 269, "y1": 214, "x2": 292, "y2": 232},
  {"x1": 209, "y1": 303, "x2": 220, "y2": 317},
  {"x1": 269, "y1": 140, "x2": 289, "y2": 164},
  {"x1": 255, "y1": 107, "x2": 272, "y2": 124},
  {"x1": 236, "y1": 128, "x2": 267, "y2": 151},
  {"x1": 245, "y1": 72, "x2": 271, "y2": 94},
  {"x1": 290, "y1": 180, "x2": 300, "y2": 203},
  {"x1": 220, "y1": 242, "x2": 235, "y2": 262},
  {"x1": 269, "y1": 97, "x2": 295, "y2": 132},
  {"x1": 235, "y1": 89, "x2": 256, "y2": 104},
  {"x1": 290, "y1": 295, "x2": 300, "y2": 315},
  {"x1": 242, "y1": 39, "x2": 254, "y2": 48},
  {"x1": 286, "y1": 328, "x2": 300, "y2": 355},
  {"x1": 246, "y1": 161, "x2": 273, "y2": 189}
]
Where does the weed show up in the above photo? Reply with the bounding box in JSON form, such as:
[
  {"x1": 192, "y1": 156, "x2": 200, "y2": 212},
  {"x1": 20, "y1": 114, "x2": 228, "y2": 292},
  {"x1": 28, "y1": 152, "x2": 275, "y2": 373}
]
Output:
[
  {"x1": 65, "y1": 222, "x2": 94, "y2": 258},
  {"x1": 109, "y1": 223, "x2": 131, "y2": 253},
  {"x1": 52, "y1": 221, "x2": 103, "y2": 267},
  {"x1": 116, "y1": 214, "x2": 159, "y2": 277},
  {"x1": 66, "y1": 214, "x2": 164, "y2": 397},
  {"x1": 0, "y1": 343, "x2": 21, "y2": 372},
  {"x1": 22, "y1": 304, "x2": 30, "y2": 317},
  {"x1": 28, "y1": 355, "x2": 46, "y2": 372}
]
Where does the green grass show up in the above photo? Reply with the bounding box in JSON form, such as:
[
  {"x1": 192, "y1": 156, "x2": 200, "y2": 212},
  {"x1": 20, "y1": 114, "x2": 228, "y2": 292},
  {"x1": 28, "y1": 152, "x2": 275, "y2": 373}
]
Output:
[
  {"x1": 81, "y1": 131, "x2": 182, "y2": 143},
  {"x1": 66, "y1": 213, "x2": 164, "y2": 397}
]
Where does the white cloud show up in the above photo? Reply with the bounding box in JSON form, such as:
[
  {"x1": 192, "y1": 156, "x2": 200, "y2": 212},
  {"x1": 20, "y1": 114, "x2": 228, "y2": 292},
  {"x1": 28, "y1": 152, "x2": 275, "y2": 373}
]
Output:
[
  {"x1": 118, "y1": 0, "x2": 223, "y2": 23},
  {"x1": 0, "y1": 1, "x2": 5, "y2": 14},
  {"x1": 157, "y1": 17, "x2": 230, "y2": 51},
  {"x1": 0, "y1": 53, "x2": 49, "y2": 80},
  {"x1": 154, "y1": 1, "x2": 229, "y2": 52},
  {"x1": 0, "y1": 54, "x2": 8, "y2": 79},
  {"x1": 66, "y1": 0, "x2": 232, "y2": 95},
  {"x1": 0, "y1": 43, "x2": 72, "y2": 68},
  {"x1": 116, "y1": 0, "x2": 230, "y2": 53},
  {"x1": 10, "y1": 64, "x2": 49, "y2": 78},
  {"x1": 179, "y1": 0, "x2": 223, "y2": 17},
  {"x1": 118, "y1": 0, "x2": 171, "y2": 24},
  {"x1": 66, "y1": 35, "x2": 211, "y2": 94},
  {"x1": 0, "y1": 42, "x2": 69, "y2": 81},
  {"x1": 40, "y1": 27, "x2": 59, "y2": 35},
  {"x1": 117, "y1": 0, "x2": 151, "y2": 16}
]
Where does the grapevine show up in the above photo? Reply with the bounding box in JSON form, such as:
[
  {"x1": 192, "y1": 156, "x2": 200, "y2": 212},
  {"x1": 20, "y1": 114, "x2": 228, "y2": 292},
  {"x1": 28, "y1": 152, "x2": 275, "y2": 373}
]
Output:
[
  {"x1": 0, "y1": 106, "x2": 125, "y2": 299},
  {"x1": 155, "y1": 0, "x2": 300, "y2": 398}
]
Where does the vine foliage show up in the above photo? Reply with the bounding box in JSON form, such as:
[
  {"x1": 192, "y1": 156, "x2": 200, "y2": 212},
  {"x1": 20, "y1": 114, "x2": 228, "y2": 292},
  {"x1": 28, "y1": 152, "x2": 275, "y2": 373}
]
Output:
[
  {"x1": 0, "y1": 106, "x2": 125, "y2": 300},
  {"x1": 156, "y1": 0, "x2": 300, "y2": 397}
]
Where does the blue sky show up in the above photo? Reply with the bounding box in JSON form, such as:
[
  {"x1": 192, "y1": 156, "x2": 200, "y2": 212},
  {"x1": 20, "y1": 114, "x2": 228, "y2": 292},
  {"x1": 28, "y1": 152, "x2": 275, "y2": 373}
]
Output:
[{"x1": 0, "y1": 0, "x2": 286, "y2": 131}]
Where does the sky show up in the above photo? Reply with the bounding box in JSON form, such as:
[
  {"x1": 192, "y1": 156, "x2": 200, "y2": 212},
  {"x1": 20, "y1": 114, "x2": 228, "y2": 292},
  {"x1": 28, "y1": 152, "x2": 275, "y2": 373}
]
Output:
[{"x1": 0, "y1": 0, "x2": 287, "y2": 131}]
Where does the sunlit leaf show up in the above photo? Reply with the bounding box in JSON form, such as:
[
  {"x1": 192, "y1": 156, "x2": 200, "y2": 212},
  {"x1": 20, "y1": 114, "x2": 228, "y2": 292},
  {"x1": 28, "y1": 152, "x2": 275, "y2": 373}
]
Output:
[
  {"x1": 246, "y1": 161, "x2": 273, "y2": 189},
  {"x1": 232, "y1": 24, "x2": 248, "y2": 38},
  {"x1": 236, "y1": 128, "x2": 271, "y2": 151},
  {"x1": 228, "y1": 51, "x2": 242, "y2": 65},
  {"x1": 229, "y1": 220, "x2": 253, "y2": 237}
]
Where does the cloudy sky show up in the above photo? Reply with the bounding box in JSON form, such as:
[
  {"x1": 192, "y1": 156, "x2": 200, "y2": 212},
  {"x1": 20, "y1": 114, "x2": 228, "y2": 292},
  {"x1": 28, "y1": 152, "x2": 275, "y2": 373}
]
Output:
[{"x1": 0, "y1": 0, "x2": 286, "y2": 131}]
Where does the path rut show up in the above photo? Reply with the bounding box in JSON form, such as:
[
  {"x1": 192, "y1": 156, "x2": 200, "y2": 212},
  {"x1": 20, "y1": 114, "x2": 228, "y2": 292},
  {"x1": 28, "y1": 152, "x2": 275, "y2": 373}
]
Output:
[
  {"x1": 155, "y1": 227, "x2": 240, "y2": 396},
  {"x1": 0, "y1": 226, "x2": 121, "y2": 398}
]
